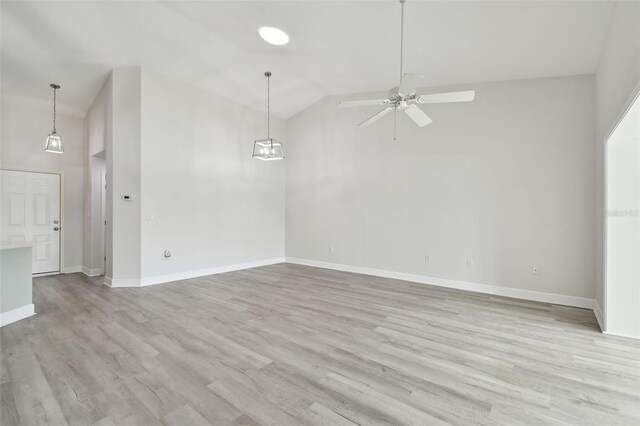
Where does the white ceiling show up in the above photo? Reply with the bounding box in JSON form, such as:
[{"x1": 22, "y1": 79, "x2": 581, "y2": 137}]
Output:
[{"x1": 1, "y1": 1, "x2": 613, "y2": 119}]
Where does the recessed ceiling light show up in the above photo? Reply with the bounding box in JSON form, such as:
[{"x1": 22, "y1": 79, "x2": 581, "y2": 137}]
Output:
[{"x1": 259, "y1": 26, "x2": 289, "y2": 46}]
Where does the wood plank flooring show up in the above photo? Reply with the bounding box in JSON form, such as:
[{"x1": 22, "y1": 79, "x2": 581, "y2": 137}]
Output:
[{"x1": 1, "y1": 263, "x2": 639, "y2": 425}]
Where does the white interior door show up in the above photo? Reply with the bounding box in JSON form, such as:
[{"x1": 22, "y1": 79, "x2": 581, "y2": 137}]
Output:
[{"x1": 1, "y1": 170, "x2": 61, "y2": 274}]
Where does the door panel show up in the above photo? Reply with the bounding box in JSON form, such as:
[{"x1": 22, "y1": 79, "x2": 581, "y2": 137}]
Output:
[
  {"x1": 9, "y1": 194, "x2": 25, "y2": 225},
  {"x1": 34, "y1": 194, "x2": 50, "y2": 225},
  {"x1": 1, "y1": 170, "x2": 61, "y2": 274}
]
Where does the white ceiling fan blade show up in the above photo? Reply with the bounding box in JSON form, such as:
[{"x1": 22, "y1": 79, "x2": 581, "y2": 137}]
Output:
[
  {"x1": 339, "y1": 99, "x2": 390, "y2": 109},
  {"x1": 416, "y1": 90, "x2": 475, "y2": 104},
  {"x1": 398, "y1": 73, "x2": 423, "y2": 96},
  {"x1": 358, "y1": 107, "x2": 394, "y2": 127},
  {"x1": 403, "y1": 105, "x2": 432, "y2": 127}
]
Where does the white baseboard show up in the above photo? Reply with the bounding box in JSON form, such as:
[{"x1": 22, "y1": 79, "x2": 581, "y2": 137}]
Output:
[
  {"x1": 603, "y1": 330, "x2": 640, "y2": 340},
  {"x1": 82, "y1": 266, "x2": 104, "y2": 277},
  {"x1": 104, "y1": 257, "x2": 286, "y2": 288},
  {"x1": 34, "y1": 271, "x2": 60, "y2": 277},
  {"x1": 105, "y1": 277, "x2": 141, "y2": 288},
  {"x1": 100, "y1": 255, "x2": 599, "y2": 320},
  {"x1": 597, "y1": 301, "x2": 640, "y2": 339},
  {"x1": 0, "y1": 304, "x2": 35, "y2": 327},
  {"x1": 593, "y1": 300, "x2": 605, "y2": 332},
  {"x1": 285, "y1": 257, "x2": 595, "y2": 309},
  {"x1": 61, "y1": 265, "x2": 83, "y2": 274}
]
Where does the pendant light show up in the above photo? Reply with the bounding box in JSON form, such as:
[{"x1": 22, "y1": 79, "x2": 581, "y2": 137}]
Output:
[
  {"x1": 44, "y1": 83, "x2": 64, "y2": 154},
  {"x1": 253, "y1": 71, "x2": 284, "y2": 161}
]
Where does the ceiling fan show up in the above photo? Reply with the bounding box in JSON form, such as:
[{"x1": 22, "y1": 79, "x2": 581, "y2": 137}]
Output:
[{"x1": 338, "y1": 0, "x2": 475, "y2": 139}]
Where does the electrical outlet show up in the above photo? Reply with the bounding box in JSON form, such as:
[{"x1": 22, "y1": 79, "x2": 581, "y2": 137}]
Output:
[
  {"x1": 467, "y1": 259, "x2": 474, "y2": 268},
  {"x1": 532, "y1": 266, "x2": 540, "y2": 275},
  {"x1": 425, "y1": 255, "x2": 431, "y2": 263},
  {"x1": 330, "y1": 245, "x2": 335, "y2": 254}
]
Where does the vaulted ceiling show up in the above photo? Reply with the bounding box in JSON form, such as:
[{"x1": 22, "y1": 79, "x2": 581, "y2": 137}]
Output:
[{"x1": 1, "y1": 1, "x2": 613, "y2": 118}]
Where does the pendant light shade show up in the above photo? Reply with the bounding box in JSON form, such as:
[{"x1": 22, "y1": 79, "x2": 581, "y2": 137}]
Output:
[
  {"x1": 253, "y1": 138, "x2": 284, "y2": 161},
  {"x1": 45, "y1": 83, "x2": 64, "y2": 153},
  {"x1": 44, "y1": 133, "x2": 63, "y2": 154},
  {"x1": 253, "y1": 71, "x2": 284, "y2": 161}
]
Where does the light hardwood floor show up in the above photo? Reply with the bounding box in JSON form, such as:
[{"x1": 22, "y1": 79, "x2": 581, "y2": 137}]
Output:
[{"x1": 1, "y1": 263, "x2": 639, "y2": 425}]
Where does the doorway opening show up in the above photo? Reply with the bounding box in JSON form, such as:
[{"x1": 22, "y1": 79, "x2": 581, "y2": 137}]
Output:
[{"x1": 90, "y1": 152, "x2": 107, "y2": 276}]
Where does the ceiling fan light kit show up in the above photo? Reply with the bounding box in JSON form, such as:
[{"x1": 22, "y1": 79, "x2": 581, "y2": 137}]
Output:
[
  {"x1": 253, "y1": 71, "x2": 285, "y2": 161},
  {"x1": 338, "y1": 0, "x2": 475, "y2": 140}
]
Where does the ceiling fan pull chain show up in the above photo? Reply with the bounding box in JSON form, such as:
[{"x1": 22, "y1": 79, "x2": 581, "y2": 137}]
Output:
[{"x1": 394, "y1": 108, "x2": 398, "y2": 142}]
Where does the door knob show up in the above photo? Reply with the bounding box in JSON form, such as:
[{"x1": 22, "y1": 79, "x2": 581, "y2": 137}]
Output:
[
  {"x1": 53, "y1": 227, "x2": 59, "y2": 231},
  {"x1": 53, "y1": 220, "x2": 59, "y2": 224}
]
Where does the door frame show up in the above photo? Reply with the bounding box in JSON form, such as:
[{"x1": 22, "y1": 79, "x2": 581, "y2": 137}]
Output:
[
  {"x1": 0, "y1": 167, "x2": 64, "y2": 275},
  {"x1": 602, "y1": 83, "x2": 640, "y2": 334},
  {"x1": 101, "y1": 171, "x2": 107, "y2": 275}
]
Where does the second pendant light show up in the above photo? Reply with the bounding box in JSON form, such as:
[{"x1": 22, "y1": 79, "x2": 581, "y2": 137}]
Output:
[{"x1": 253, "y1": 71, "x2": 284, "y2": 161}]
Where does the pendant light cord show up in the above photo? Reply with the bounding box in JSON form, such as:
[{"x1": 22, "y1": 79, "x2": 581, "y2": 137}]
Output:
[
  {"x1": 53, "y1": 86, "x2": 57, "y2": 134},
  {"x1": 265, "y1": 71, "x2": 271, "y2": 141}
]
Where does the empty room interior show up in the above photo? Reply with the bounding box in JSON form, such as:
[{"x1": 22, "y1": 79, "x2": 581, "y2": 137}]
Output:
[{"x1": 1, "y1": 0, "x2": 640, "y2": 425}]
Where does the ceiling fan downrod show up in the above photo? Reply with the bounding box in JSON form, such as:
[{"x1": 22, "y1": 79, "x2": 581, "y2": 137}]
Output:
[{"x1": 337, "y1": 0, "x2": 476, "y2": 134}]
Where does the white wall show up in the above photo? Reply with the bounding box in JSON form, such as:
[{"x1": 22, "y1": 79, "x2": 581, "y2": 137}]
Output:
[
  {"x1": 1, "y1": 94, "x2": 84, "y2": 271},
  {"x1": 86, "y1": 67, "x2": 284, "y2": 286},
  {"x1": 286, "y1": 75, "x2": 596, "y2": 300},
  {"x1": 595, "y1": 1, "x2": 640, "y2": 315},
  {"x1": 107, "y1": 67, "x2": 142, "y2": 282},
  {"x1": 140, "y1": 70, "x2": 285, "y2": 282},
  {"x1": 605, "y1": 94, "x2": 639, "y2": 338}
]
